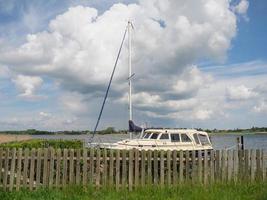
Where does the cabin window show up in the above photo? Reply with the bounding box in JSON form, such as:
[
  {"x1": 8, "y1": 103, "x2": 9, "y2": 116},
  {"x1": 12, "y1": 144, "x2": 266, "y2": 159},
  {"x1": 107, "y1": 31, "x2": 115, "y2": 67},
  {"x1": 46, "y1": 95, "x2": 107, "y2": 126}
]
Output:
[
  {"x1": 181, "y1": 134, "x2": 192, "y2": 142},
  {"x1": 143, "y1": 133, "x2": 151, "y2": 139},
  {"x1": 160, "y1": 133, "x2": 169, "y2": 140},
  {"x1": 193, "y1": 133, "x2": 200, "y2": 144},
  {"x1": 170, "y1": 134, "x2": 180, "y2": 142},
  {"x1": 198, "y1": 134, "x2": 210, "y2": 145},
  {"x1": 150, "y1": 133, "x2": 159, "y2": 139}
]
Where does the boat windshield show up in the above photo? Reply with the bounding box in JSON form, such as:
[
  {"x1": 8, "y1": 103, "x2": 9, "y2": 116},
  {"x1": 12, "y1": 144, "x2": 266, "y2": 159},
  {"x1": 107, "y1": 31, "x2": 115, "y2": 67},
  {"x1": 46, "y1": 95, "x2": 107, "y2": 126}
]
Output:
[
  {"x1": 198, "y1": 134, "x2": 210, "y2": 145},
  {"x1": 193, "y1": 133, "x2": 200, "y2": 144},
  {"x1": 181, "y1": 134, "x2": 192, "y2": 142},
  {"x1": 170, "y1": 133, "x2": 180, "y2": 142},
  {"x1": 160, "y1": 133, "x2": 169, "y2": 140},
  {"x1": 150, "y1": 133, "x2": 159, "y2": 139},
  {"x1": 143, "y1": 133, "x2": 151, "y2": 139}
]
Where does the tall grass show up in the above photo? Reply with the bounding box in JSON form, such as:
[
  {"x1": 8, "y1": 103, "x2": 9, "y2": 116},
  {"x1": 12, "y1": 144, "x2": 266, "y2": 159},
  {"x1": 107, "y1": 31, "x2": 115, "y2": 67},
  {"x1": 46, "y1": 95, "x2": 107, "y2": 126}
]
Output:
[
  {"x1": 0, "y1": 139, "x2": 83, "y2": 149},
  {"x1": 0, "y1": 182, "x2": 267, "y2": 200}
]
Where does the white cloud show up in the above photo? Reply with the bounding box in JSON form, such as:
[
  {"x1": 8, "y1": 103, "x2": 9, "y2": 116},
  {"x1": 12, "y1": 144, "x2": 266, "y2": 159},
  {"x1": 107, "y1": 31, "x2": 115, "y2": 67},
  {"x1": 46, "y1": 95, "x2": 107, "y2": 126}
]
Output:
[
  {"x1": 253, "y1": 100, "x2": 267, "y2": 113},
  {"x1": 39, "y1": 111, "x2": 52, "y2": 118},
  {"x1": 0, "y1": 0, "x2": 259, "y2": 129},
  {"x1": 11, "y1": 75, "x2": 44, "y2": 100},
  {"x1": 234, "y1": 0, "x2": 249, "y2": 15},
  {"x1": 226, "y1": 85, "x2": 257, "y2": 101}
]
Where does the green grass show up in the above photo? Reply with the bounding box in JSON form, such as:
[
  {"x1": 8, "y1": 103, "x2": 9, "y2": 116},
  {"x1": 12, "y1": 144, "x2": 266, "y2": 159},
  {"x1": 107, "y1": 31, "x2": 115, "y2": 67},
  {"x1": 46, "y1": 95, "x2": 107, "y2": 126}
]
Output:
[
  {"x1": 1, "y1": 182, "x2": 267, "y2": 200},
  {"x1": 0, "y1": 139, "x2": 83, "y2": 149}
]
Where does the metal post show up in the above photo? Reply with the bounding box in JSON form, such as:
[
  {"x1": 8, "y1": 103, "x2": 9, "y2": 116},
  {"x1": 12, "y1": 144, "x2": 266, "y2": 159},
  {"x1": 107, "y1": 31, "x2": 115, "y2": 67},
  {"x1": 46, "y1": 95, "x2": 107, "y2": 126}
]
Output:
[{"x1": 128, "y1": 20, "x2": 133, "y2": 139}]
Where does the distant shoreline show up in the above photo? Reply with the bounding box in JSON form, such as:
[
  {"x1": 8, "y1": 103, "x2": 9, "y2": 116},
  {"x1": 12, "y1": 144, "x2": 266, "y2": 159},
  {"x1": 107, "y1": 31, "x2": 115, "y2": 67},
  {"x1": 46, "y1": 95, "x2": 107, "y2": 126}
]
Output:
[{"x1": 209, "y1": 132, "x2": 267, "y2": 135}]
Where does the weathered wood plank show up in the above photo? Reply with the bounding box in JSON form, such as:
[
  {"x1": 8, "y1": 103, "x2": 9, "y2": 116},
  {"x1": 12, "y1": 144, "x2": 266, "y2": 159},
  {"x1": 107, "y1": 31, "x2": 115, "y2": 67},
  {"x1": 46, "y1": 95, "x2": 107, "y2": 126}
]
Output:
[
  {"x1": 185, "y1": 150, "x2": 190, "y2": 182},
  {"x1": 227, "y1": 150, "x2": 233, "y2": 182},
  {"x1": 160, "y1": 150, "x2": 164, "y2": 186},
  {"x1": 103, "y1": 148, "x2": 107, "y2": 186},
  {"x1": 109, "y1": 149, "x2": 114, "y2": 187},
  {"x1": 55, "y1": 149, "x2": 61, "y2": 187},
  {"x1": 75, "y1": 149, "x2": 81, "y2": 185},
  {"x1": 116, "y1": 149, "x2": 120, "y2": 190},
  {"x1": 262, "y1": 150, "x2": 266, "y2": 181},
  {"x1": 251, "y1": 149, "x2": 256, "y2": 182},
  {"x1": 244, "y1": 149, "x2": 249, "y2": 181},
  {"x1": 35, "y1": 148, "x2": 42, "y2": 188},
  {"x1": 122, "y1": 150, "x2": 127, "y2": 187},
  {"x1": 89, "y1": 148, "x2": 94, "y2": 184},
  {"x1": 48, "y1": 148, "x2": 55, "y2": 188},
  {"x1": 141, "y1": 150, "x2": 146, "y2": 186},
  {"x1": 204, "y1": 150, "x2": 208, "y2": 185},
  {"x1": 128, "y1": 149, "x2": 133, "y2": 190},
  {"x1": 69, "y1": 149, "x2": 74, "y2": 184},
  {"x1": 16, "y1": 148, "x2": 22, "y2": 191},
  {"x1": 0, "y1": 148, "x2": 3, "y2": 185},
  {"x1": 134, "y1": 149, "x2": 139, "y2": 187},
  {"x1": 82, "y1": 149, "x2": 88, "y2": 186},
  {"x1": 179, "y1": 151, "x2": 184, "y2": 183},
  {"x1": 96, "y1": 148, "x2": 101, "y2": 187},
  {"x1": 62, "y1": 149, "x2": 68, "y2": 187},
  {"x1": 147, "y1": 150, "x2": 152, "y2": 185},
  {"x1": 9, "y1": 148, "x2": 16, "y2": 191},
  {"x1": 221, "y1": 150, "x2": 227, "y2": 182},
  {"x1": 23, "y1": 148, "x2": 29, "y2": 187},
  {"x1": 210, "y1": 150, "x2": 215, "y2": 183},
  {"x1": 43, "y1": 148, "x2": 48, "y2": 187},
  {"x1": 3, "y1": 149, "x2": 10, "y2": 190},
  {"x1": 172, "y1": 150, "x2": 177, "y2": 185},
  {"x1": 191, "y1": 150, "x2": 196, "y2": 183},
  {"x1": 256, "y1": 149, "x2": 261, "y2": 180},
  {"x1": 198, "y1": 150, "x2": 202, "y2": 184},
  {"x1": 29, "y1": 148, "x2": 36, "y2": 190},
  {"x1": 233, "y1": 150, "x2": 239, "y2": 182},
  {"x1": 153, "y1": 150, "x2": 158, "y2": 185},
  {"x1": 167, "y1": 150, "x2": 171, "y2": 186}
]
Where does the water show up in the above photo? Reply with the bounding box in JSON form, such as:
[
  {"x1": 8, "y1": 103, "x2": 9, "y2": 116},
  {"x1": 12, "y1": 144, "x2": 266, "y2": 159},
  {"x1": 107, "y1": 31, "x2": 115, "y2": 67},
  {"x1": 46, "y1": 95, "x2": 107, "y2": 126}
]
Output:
[{"x1": 32, "y1": 133, "x2": 267, "y2": 150}]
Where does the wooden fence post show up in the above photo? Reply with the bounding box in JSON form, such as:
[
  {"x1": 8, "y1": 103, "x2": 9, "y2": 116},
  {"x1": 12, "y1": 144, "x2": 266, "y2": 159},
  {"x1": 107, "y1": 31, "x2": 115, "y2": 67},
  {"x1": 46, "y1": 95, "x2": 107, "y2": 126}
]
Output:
[
  {"x1": 75, "y1": 149, "x2": 81, "y2": 185},
  {"x1": 147, "y1": 150, "x2": 152, "y2": 185},
  {"x1": 153, "y1": 150, "x2": 158, "y2": 185},
  {"x1": 122, "y1": 150, "x2": 127, "y2": 187},
  {"x1": 69, "y1": 149, "x2": 74, "y2": 185},
  {"x1": 160, "y1": 150, "x2": 164, "y2": 187},
  {"x1": 23, "y1": 148, "x2": 29, "y2": 188},
  {"x1": 128, "y1": 149, "x2": 133, "y2": 190},
  {"x1": 179, "y1": 151, "x2": 184, "y2": 183},
  {"x1": 109, "y1": 149, "x2": 114, "y2": 187},
  {"x1": 116, "y1": 149, "x2": 120, "y2": 190},
  {"x1": 55, "y1": 149, "x2": 61, "y2": 187},
  {"x1": 167, "y1": 150, "x2": 171, "y2": 186},
  {"x1": 103, "y1": 148, "x2": 108, "y2": 187},
  {"x1": 96, "y1": 148, "x2": 101, "y2": 187},
  {"x1": 62, "y1": 149, "x2": 68, "y2": 187},
  {"x1": 3, "y1": 149, "x2": 10, "y2": 190},
  {"x1": 9, "y1": 148, "x2": 16, "y2": 191},
  {"x1": 82, "y1": 149, "x2": 88, "y2": 186},
  {"x1": 173, "y1": 150, "x2": 178, "y2": 185},
  {"x1": 16, "y1": 148, "x2": 22, "y2": 191},
  {"x1": 197, "y1": 150, "x2": 202, "y2": 184},
  {"x1": 29, "y1": 148, "x2": 36, "y2": 190},
  {"x1": 43, "y1": 148, "x2": 48, "y2": 187},
  {"x1": 141, "y1": 150, "x2": 146, "y2": 186},
  {"x1": 134, "y1": 149, "x2": 139, "y2": 187}
]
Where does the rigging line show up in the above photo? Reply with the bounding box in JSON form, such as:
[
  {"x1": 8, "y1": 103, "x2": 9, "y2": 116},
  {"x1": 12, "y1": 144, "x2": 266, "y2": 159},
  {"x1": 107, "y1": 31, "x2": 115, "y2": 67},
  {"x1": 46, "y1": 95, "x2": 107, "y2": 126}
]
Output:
[{"x1": 89, "y1": 25, "x2": 128, "y2": 144}]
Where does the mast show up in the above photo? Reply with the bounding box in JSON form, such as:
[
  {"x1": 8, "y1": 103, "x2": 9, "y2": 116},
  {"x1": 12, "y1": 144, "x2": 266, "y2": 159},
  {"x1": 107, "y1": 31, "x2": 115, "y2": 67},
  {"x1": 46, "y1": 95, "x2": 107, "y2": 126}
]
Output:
[{"x1": 128, "y1": 20, "x2": 133, "y2": 139}]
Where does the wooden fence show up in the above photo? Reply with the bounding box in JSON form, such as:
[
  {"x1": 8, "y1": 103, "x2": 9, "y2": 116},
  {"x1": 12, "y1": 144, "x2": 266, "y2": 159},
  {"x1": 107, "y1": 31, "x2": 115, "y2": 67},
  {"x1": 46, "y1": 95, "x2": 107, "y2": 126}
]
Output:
[{"x1": 0, "y1": 148, "x2": 266, "y2": 191}]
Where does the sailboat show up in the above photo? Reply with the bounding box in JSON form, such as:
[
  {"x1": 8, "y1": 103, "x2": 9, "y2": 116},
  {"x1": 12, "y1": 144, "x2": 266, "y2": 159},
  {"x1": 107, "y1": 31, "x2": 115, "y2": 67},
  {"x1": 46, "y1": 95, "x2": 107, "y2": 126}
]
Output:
[{"x1": 90, "y1": 21, "x2": 213, "y2": 151}]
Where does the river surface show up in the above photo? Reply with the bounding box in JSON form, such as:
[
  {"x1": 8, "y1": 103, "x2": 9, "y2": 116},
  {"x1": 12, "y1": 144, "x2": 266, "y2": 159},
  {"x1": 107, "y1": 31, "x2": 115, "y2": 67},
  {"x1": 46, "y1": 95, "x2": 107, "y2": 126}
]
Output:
[{"x1": 32, "y1": 133, "x2": 267, "y2": 150}]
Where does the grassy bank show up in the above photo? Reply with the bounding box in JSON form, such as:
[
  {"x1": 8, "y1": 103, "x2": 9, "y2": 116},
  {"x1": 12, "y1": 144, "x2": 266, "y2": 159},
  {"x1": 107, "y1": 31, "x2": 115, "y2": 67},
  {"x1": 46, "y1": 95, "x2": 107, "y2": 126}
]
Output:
[
  {"x1": 0, "y1": 139, "x2": 83, "y2": 149},
  {"x1": 0, "y1": 182, "x2": 267, "y2": 200}
]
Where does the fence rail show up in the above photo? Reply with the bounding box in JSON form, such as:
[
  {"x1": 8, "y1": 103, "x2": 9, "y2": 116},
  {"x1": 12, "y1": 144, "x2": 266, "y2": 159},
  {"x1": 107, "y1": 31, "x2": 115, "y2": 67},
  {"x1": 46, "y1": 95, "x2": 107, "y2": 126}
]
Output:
[{"x1": 0, "y1": 148, "x2": 266, "y2": 191}]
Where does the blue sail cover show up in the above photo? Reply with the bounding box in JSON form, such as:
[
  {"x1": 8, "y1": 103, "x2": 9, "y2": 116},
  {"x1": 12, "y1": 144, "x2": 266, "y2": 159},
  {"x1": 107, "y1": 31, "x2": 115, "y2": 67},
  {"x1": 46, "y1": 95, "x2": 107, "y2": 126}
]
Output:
[{"x1": 129, "y1": 120, "x2": 142, "y2": 132}]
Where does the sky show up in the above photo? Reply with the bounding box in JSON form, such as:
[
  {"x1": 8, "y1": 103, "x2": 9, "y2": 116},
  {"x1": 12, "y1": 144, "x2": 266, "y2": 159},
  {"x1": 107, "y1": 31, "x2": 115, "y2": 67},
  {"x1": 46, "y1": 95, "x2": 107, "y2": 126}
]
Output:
[{"x1": 0, "y1": 0, "x2": 266, "y2": 131}]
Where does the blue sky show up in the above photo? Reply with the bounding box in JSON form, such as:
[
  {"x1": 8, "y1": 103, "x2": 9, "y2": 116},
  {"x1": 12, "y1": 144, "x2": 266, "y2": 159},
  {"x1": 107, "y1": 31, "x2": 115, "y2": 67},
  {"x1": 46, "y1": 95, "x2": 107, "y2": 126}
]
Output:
[{"x1": 0, "y1": 0, "x2": 266, "y2": 131}]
